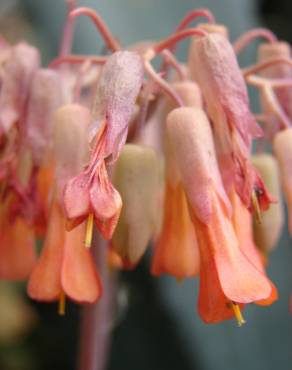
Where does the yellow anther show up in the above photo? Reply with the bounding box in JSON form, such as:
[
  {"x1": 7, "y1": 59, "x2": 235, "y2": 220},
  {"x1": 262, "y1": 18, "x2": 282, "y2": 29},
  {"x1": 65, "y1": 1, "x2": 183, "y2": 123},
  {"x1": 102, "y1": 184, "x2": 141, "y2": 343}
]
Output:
[
  {"x1": 251, "y1": 190, "x2": 262, "y2": 225},
  {"x1": 85, "y1": 213, "x2": 94, "y2": 248},
  {"x1": 58, "y1": 291, "x2": 66, "y2": 316},
  {"x1": 231, "y1": 302, "x2": 246, "y2": 327}
]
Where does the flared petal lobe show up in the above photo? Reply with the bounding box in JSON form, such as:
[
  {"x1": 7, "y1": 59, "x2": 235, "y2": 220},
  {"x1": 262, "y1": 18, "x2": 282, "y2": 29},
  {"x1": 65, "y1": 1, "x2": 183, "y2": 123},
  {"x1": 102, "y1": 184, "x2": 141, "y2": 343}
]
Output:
[{"x1": 151, "y1": 182, "x2": 200, "y2": 278}]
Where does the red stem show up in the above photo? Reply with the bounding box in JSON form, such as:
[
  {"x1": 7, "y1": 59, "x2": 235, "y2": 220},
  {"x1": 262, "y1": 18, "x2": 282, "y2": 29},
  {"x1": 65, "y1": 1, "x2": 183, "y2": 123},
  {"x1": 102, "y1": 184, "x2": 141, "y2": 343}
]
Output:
[
  {"x1": 243, "y1": 58, "x2": 292, "y2": 77},
  {"x1": 144, "y1": 61, "x2": 184, "y2": 107},
  {"x1": 161, "y1": 50, "x2": 187, "y2": 80},
  {"x1": 78, "y1": 233, "x2": 116, "y2": 370},
  {"x1": 69, "y1": 7, "x2": 120, "y2": 52},
  {"x1": 176, "y1": 8, "x2": 215, "y2": 32},
  {"x1": 59, "y1": 0, "x2": 76, "y2": 56},
  {"x1": 233, "y1": 28, "x2": 277, "y2": 54},
  {"x1": 153, "y1": 28, "x2": 207, "y2": 55},
  {"x1": 49, "y1": 55, "x2": 107, "y2": 69}
]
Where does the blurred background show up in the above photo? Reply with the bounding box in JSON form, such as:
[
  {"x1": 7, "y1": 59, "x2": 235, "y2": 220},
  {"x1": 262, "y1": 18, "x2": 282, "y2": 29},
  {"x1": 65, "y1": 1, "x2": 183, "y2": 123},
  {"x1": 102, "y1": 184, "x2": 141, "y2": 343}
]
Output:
[{"x1": 0, "y1": 0, "x2": 292, "y2": 369}]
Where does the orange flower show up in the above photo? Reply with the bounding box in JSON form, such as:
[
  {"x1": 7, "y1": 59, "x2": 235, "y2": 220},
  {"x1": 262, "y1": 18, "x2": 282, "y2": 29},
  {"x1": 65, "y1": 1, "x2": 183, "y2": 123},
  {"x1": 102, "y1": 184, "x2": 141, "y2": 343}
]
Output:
[
  {"x1": 167, "y1": 107, "x2": 273, "y2": 324},
  {"x1": 28, "y1": 201, "x2": 101, "y2": 303},
  {"x1": 151, "y1": 182, "x2": 199, "y2": 278},
  {"x1": 0, "y1": 196, "x2": 36, "y2": 280},
  {"x1": 28, "y1": 104, "x2": 102, "y2": 304}
]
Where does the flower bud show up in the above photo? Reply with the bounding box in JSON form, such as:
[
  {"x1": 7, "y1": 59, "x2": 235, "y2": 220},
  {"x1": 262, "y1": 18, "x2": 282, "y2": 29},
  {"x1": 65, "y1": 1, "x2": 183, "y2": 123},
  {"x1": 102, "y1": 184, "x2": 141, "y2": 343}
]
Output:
[
  {"x1": 53, "y1": 104, "x2": 91, "y2": 196},
  {"x1": 112, "y1": 144, "x2": 161, "y2": 265}
]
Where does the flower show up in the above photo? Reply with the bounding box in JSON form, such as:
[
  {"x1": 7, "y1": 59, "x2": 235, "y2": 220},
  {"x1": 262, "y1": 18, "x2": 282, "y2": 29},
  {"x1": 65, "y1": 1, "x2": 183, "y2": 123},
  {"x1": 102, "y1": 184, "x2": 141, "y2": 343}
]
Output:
[
  {"x1": 28, "y1": 104, "x2": 101, "y2": 304},
  {"x1": 63, "y1": 51, "x2": 144, "y2": 241},
  {"x1": 167, "y1": 106, "x2": 273, "y2": 323},
  {"x1": 188, "y1": 33, "x2": 272, "y2": 213}
]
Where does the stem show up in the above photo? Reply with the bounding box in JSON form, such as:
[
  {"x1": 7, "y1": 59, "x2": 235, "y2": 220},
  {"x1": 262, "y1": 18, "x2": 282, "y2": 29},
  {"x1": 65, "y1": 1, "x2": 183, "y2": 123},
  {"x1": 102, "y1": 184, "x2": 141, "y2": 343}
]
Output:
[
  {"x1": 161, "y1": 50, "x2": 187, "y2": 80},
  {"x1": 48, "y1": 55, "x2": 107, "y2": 69},
  {"x1": 144, "y1": 60, "x2": 184, "y2": 107},
  {"x1": 153, "y1": 28, "x2": 207, "y2": 55},
  {"x1": 59, "y1": 0, "x2": 76, "y2": 56},
  {"x1": 69, "y1": 7, "x2": 120, "y2": 52},
  {"x1": 233, "y1": 28, "x2": 277, "y2": 54},
  {"x1": 176, "y1": 8, "x2": 215, "y2": 32},
  {"x1": 243, "y1": 58, "x2": 292, "y2": 77},
  {"x1": 78, "y1": 233, "x2": 116, "y2": 370}
]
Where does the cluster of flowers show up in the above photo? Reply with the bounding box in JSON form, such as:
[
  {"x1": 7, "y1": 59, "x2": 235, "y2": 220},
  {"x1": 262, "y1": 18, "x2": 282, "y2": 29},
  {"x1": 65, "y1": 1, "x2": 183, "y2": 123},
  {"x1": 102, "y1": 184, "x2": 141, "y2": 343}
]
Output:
[{"x1": 1, "y1": 3, "x2": 292, "y2": 325}]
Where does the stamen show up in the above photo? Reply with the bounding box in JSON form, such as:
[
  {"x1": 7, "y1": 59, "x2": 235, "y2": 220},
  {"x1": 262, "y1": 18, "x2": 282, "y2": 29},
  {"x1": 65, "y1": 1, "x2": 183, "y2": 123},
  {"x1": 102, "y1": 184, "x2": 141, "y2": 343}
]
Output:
[
  {"x1": 233, "y1": 28, "x2": 277, "y2": 54},
  {"x1": 230, "y1": 302, "x2": 246, "y2": 327},
  {"x1": 251, "y1": 189, "x2": 262, "y2": 224},
  {"x1": 58, "y1": 291, "x2": 66, "y2": 316},
  {"x1": 85, "y1": 213, "x2": 94, "y2": 248}
]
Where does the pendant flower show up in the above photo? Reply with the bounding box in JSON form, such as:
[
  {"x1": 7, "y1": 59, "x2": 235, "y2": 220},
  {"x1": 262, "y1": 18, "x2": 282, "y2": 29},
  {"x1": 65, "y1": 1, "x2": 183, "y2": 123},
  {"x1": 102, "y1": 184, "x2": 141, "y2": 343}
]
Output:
[
  {"x1": 167, "y1": 107, "x2": 273, "y2": 323},
  {"x1": 28, "y1": 104, "x2": 102, "y2": 304},
  {"x1": 63, "y1": 51, "x2": 144, "y2": 240}
]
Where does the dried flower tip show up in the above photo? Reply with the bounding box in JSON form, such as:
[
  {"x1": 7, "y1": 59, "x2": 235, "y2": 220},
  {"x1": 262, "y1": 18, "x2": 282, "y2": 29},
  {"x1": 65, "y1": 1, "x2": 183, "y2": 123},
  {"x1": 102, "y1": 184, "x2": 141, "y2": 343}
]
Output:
[{"x1": 90, "y1": 50, "x2": 144, "y2": 161}]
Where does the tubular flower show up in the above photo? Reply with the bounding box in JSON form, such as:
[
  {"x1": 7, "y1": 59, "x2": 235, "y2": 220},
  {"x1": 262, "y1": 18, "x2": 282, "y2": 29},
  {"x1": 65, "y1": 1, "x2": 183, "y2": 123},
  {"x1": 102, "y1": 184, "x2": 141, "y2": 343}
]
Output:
[
  {"x1": 252, "y1": 154, "x2": 284, "y2": 253},
  {"x1": 167, "y1": 107, "x2": 273, "y2": 324},
  {"x1": 151, "y1": 81, "x2": 202, "y2": 279},
  {"x1": 188, "y1": 33, "x2": 272, "y2": 212},
  {"x1": 28, "y1": 104, "x2": 101, "y2": 304},
  {"x1": 112, "y1": 144, "x2": 161, "y2": 267},
  {"x1": 151, "y1": 181, "x2": 200, "y2": 279},
  {"x1": 63, "y1": 51, "x2": 144, "y2": 240}
]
